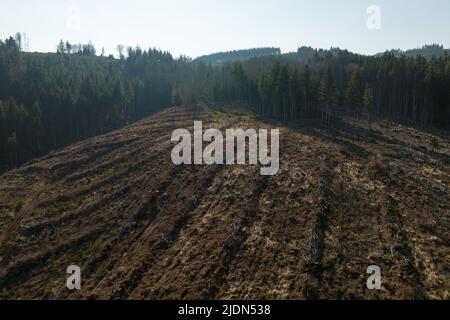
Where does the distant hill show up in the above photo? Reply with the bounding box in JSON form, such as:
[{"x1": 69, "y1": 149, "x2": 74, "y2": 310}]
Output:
[
  {"x1": 289, "y1": 44, "x2": 449, "y2": 61},
  {"x1": 283, "y1": 46, "x2": 358, "y2": 63},
  {"x1": 377, "y1": 44, "x2": 449, "y2": 59},
  {"x1": 195, "y1": 46, "x2": 360, "y2": 66},
  {"x1": 193, "y1": 44, "x2": 449, "y2": 66},
  {"x1": 195, "y1": 47, "x2": 281, "y2": 65}
]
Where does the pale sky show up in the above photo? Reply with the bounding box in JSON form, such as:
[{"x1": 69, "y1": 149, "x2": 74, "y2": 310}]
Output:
[{"x1": 1, "y1": 0, "x2": 449, "y2": 58}]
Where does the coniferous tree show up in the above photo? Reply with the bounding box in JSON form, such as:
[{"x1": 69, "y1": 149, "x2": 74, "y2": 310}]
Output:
[
  {"x1": 363, "y1": 83, "x2": 374, "y2": 129},
  {"x1": 319, "y1": 66, "x2": 338, "y2": 123},
  {"x1": 346, "y1": 69, "x2": 363, "y2": 116},
  {"x1": 57, "y1": 40, "x2": 65, "y2": 54}
]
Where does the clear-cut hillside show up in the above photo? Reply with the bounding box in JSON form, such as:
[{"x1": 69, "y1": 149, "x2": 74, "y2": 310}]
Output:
[{"x1": 0, "y1": 105, "x2": 449, "y2": 300}]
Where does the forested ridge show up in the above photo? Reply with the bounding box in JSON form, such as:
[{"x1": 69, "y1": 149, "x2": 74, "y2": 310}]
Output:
[
  {"x1": 377, "y1": 44, "x2": 449, "y2": 60},
  {"x1": 0, "y1": 35, "x2": 449, "y2": 171},
  {"x1": 226, "y1": 50, "x2": 450, "y2": 127},
  {"x1": 195, "y1": 47, "x2": 281, "y2": 65},
  {"x1": 0, "y1": 37, "x2": 196, "y2": 171}
]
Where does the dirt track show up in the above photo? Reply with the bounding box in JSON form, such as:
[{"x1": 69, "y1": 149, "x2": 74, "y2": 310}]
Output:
[{"x1": 0, "y1": 105, "x2": 448, "y2": 299}]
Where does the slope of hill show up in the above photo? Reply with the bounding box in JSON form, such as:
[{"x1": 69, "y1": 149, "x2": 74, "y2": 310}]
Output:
[
  {"x1": 195, "y1": 48, "x2": 281, "y2": 65},
  {"x1": 0, "y1": 105, "x2": 449, "y2": 300}
]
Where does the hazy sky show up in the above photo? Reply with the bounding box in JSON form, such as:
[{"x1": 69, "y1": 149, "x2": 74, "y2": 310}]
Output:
[{"x1": 1, "y1": 0, "x2": 449, "y2": 58}]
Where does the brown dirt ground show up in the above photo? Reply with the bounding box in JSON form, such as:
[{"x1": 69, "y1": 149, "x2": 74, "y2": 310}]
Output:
[{"x1": 0, "y1": 105, "x2": 448, "y2": 300}]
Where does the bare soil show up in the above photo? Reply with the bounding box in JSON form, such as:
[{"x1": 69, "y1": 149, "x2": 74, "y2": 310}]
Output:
[{"x1": 0, "y1": 105, "x2": 448, "y2": 300}]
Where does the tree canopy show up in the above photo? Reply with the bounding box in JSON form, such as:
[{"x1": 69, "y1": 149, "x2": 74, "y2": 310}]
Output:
[{"x1": 0, "y1": 36, "x2": 449, "y2": 171}]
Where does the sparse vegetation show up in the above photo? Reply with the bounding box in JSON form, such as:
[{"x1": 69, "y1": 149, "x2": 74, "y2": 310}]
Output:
[{"x1": 0, "y1": 106, "x2": 448, "y2": 300}]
